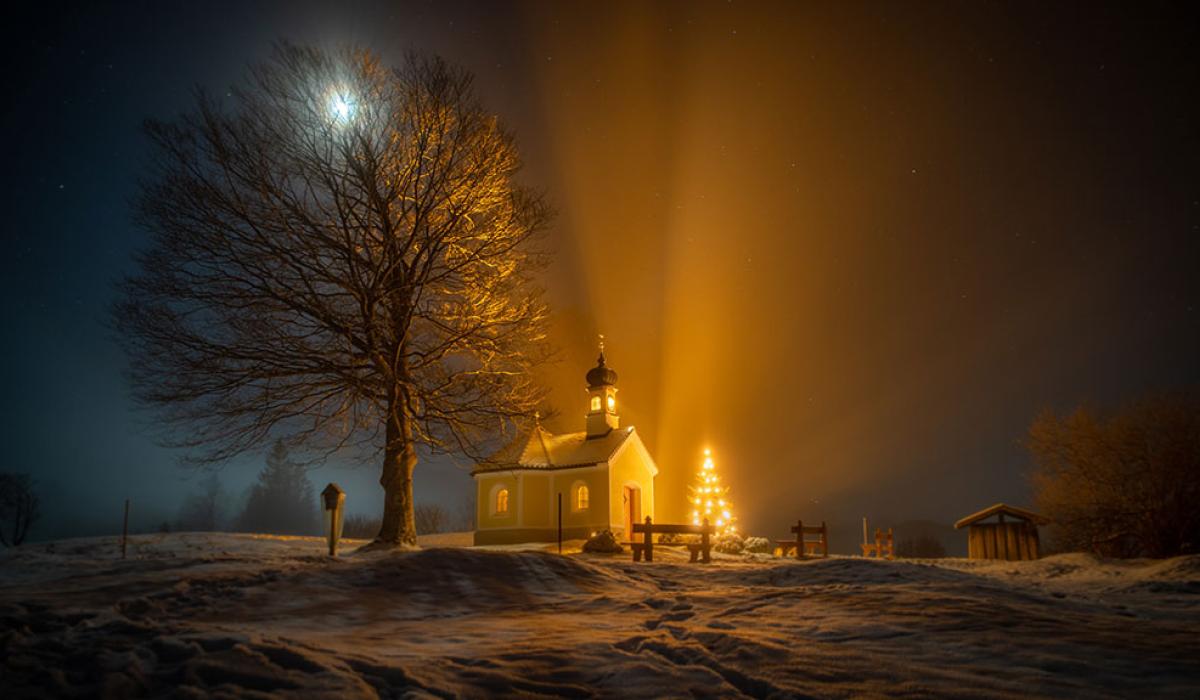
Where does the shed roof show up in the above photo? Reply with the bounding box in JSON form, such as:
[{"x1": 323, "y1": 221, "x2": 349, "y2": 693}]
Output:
[
  {"x1": 471, "y1": 425, "x2": 642, "y2": 475},
  {"x1": 954, "y1": 503, "x2": 1050, "y2": 529}
]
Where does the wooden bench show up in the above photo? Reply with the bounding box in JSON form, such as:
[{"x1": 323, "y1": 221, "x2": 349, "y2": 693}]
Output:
[
  {"x1": 861, "y1": 527, "x2": 894, "y2": 560},
  {"x1": 775, "y1": 519, "x2": 829, "y2": 559},
  {"x1": 630, "y1": 516, "x2": 714, "y2": 563}
]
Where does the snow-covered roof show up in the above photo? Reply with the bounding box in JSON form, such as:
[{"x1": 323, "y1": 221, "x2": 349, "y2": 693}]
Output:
[
  {"x1": 472, "y1": 425, "x2": 638, "y2": 474},
  {"x1": 955, "y1": 503, "x2": 1049, "y2": 529}
]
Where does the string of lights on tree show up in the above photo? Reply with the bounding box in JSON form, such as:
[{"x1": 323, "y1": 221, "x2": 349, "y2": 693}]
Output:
[{"x1": 689, "y1": 448, "x2": 736, "y2": 535}]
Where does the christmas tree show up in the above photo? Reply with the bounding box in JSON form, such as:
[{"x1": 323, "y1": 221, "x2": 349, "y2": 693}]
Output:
[{"x1": 689, "y1": 448, "x2": 736, "y2": 534}]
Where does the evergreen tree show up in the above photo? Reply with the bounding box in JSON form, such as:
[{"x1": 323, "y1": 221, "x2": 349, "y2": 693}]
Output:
[
  {"x1": 688, "y1": 449, "x2": 737, "y2": 535},
  {"x1": 237, "y1": 441, "x2": 319, "y2": 535}
]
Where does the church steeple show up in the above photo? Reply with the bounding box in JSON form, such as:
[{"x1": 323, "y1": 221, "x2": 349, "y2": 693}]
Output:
[{"x1": 585, "y1": 335, "x2": 619, "y2": 438}]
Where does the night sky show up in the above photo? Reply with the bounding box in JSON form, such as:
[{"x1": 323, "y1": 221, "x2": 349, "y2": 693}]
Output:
[{"x1": 4, "y1": 1, "x2": 1197, "y2": 545}]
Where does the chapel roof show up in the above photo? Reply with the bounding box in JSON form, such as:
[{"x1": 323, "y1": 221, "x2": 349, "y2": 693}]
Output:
[
  {"x1": 585, "y1": 350, "x2": 619, "y2": 389},
  {"x1": 472, "y1": 424, "x2": 637, "y2": 474},
  {"x1": 954, "y1": 503, "x2": 1050, "y2": 529}
]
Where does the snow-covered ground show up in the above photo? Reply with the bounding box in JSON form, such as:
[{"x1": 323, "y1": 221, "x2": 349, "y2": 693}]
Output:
[{"x1": 2, "y1": 533, "x2": 1198, "y2": 698}]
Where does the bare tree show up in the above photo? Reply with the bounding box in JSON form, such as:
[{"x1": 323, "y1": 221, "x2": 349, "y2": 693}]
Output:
[
  {"x1": 176, "y1": 474, "x2": 226, "y2": 532},
  {"x1": 113, "y1": 44, "x2": 551, "y2": 546},
  {"x1": 1029, "y1": 392, "x2": 1200, "y2": 558},
  {"x1": 0, "y1": 473, "x2": 41, "y2": 547},
  {"x1": 454, "y1": 491, "x2": 477, "y2": 532},
  {"x1": 414, "y1": 503, "x2": 448, "y2": 535}
]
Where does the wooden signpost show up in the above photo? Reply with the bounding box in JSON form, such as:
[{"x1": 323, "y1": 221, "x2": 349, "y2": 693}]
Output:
[{"x1": 321, "y1": 483, "x2": 346, "y2": 556}]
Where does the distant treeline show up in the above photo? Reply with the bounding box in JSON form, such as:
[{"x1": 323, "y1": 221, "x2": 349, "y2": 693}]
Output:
[
  {"x1": 169, "y1": 440, "x2": 317, "y2": 535},
  {"x1": 168, "y1": 440, "x2": 470, "y2": 539}
]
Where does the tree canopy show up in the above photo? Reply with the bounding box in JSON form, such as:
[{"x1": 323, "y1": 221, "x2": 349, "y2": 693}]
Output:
[
  {"x1": 1029, "y1": 392, "x2": 1200, "y2": 557},
  {"x1": 115, "y1": 44, "x2": 552, "y2": 544}
]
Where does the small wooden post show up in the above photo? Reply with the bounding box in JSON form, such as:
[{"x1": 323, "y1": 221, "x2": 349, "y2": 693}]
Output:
[
  {"x1": 643, "y1": 516, "x2": 653, "y2": 562},
  {"x1": 796, "y1": 519, "x2": 804, "y2": 560},
  {"x1": 557, "y1": 493, "x2": 563, "y2": 555},
  {"x1": 821, "y1": 521, "x2": 829, "y2": 557},
  {"x1": 121, "y1": 499, "x2": 130, "y2": 559},
  {"x1": 701, "y1": 518, "x2": 711, "y2": 563},
  {"x1": 863, "y1": 516, "x2": 868, "y2": 549},
  {"x1": 321, "y1": 484, "x2": 345, "y2": 556}
]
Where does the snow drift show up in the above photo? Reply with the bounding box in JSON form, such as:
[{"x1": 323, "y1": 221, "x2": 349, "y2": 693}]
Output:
[{"x1": 2, "y1": 533, "x2": 1199, "y2": 698}]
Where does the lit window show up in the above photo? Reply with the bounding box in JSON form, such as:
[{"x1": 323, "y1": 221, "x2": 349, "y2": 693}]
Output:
[
  {"x1": 606, "y1": 394, "x2": 616, "y2": 412},
  {"x1": 496, "y1": 488, "x2": 509, "y2": 514},
  {"x1": 590, "y1": 395, "x2": 601, "y2": 412},
  {"x1": 576, "y1": 485, "x2": 589, "y2": 511}
]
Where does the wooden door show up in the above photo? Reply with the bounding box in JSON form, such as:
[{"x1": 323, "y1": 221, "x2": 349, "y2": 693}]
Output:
[{"x1": 623, "y1": 486, "x2": 640, "y2": 538}]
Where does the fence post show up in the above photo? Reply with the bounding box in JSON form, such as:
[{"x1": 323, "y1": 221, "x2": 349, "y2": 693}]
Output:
[
  {"x1": 644, "y1": 516, "x2": 653, "y2": 562},
  {"x1": 121, "y1": 499, "x2": 130, "y2": 560},
  {"x1": 557, "y1": 493, "x2": 562, "y2": 555},
  {"x1": 796, "y1": 519, "x2": 804, "y2": 560},
  {"x1": 701, "y1": 518, "x2": 711, "y2": 563},
  {"x1": 821, "y1": 521, "x2": 829, "y2": 557}
]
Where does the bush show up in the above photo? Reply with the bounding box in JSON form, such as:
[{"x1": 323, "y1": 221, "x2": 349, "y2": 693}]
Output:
[
  {"x1": 583, "y1": 529, "x2": 624, "y2": 554},
  {"x1": 1029, "y1": 392, "x2": 1200, "y2": 558},
  {"x1": 657, "y1": 532, "x2": 682, "y2": 544},
  {"x1": 342, "y1": 514, "x2": 381, "y2": 539},
  {"x1": 714, "y1": 532, "x2": 745, "y2": 554},
  {"x1": 743, "y1": 536, "x2": 772, "y2": 554},
  {"x1": 414, "y1": 503, "x2": 448, "y2": 535}
]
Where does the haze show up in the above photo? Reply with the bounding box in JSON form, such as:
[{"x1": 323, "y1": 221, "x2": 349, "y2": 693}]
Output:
[{"x1": 4, "y1": 1, "x2": 1196, "y2": 547}]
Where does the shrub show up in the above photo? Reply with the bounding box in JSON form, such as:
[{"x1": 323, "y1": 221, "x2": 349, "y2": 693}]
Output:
[
  {"x1": 414, "y1": 503, "x2": 448, "y2": 535},
  {"x1": 743, "y1": 536, "x2": 772, "y2": 554},
  {"x1": 714, "y1": 532, "x2": 745, "y2": 554},
  {"x1": 342, "y1": 514, "x2": 382, "y2": 539},
  {"x1": 583, "y1": 529, "x2": 624, "y2": 554}
]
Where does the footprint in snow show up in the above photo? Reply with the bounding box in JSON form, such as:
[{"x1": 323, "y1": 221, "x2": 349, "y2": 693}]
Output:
[{"x1": 644, "y1": 610, "x2": 695, "y2": 630}]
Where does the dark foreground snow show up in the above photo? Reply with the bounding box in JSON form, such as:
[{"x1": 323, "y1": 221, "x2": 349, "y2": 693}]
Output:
[{"x1": 2, "y1": 533, "x2": 1198, "y2": 698}]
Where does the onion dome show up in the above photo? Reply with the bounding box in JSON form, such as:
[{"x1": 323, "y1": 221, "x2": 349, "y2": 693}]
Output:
[{"x1": 586, "y1": 351, "x2": 618, "y2": 388}]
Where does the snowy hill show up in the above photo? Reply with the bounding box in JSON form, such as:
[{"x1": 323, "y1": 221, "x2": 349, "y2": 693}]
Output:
[{"x1": 2, "y1": 533, "x2": 1199, "y2": 697}]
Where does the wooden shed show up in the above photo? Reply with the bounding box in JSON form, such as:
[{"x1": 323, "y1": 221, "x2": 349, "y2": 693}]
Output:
[{"x1": 954, "y1": 503, "x2": 1049, "y2": 561}]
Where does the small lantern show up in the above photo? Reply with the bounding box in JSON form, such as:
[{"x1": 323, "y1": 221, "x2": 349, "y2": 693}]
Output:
[{"x1": 321, "y1": 483, "x2": 346, "y2": 556}]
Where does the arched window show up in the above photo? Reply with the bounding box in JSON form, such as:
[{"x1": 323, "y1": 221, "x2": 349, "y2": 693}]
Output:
[
  {"x1": 496, "y1": 488, "x2": 509, "y2": 515},
  {"x1": 575, "y1": 484, "x2": 590, "y2": 512},
  {"x1": 606, "y1": 394, "x2": 616, "y2": 412},
  {"x1": 590, "y1": 395, "x2": 601, "y2": 412}
]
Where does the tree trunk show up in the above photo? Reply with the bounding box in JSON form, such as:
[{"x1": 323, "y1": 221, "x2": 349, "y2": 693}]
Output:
[{"x1": 377, "y1": 391, "x2": 419, "y2": 546}]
